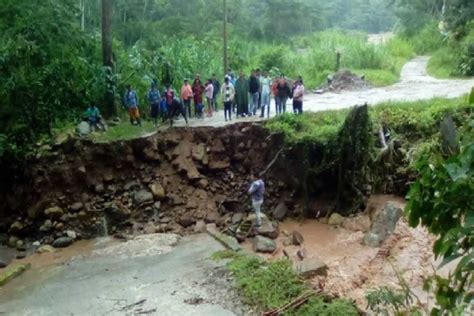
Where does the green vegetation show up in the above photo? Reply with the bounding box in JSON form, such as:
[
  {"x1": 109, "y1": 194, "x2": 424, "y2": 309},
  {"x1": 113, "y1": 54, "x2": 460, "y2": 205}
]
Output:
[
  {"x1": 213, "y1": 251, "x2": 359, "y2": 315},
  {"x1": 90, "y1": 121, "x2": 157, "y2": 143},
  {"x1": 405, "y1": 120, "x2": 474, "y2": 315}
]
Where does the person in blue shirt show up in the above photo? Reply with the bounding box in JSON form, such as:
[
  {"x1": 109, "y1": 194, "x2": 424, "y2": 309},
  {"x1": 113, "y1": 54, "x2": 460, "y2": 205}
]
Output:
[
  {"x1": 248, "y1": 175, "x2": 265, "y2": 227},
  {"x1": 123, "y1": 85, "x2": 141, "y2": 126},
  {"x1": 84, "y1": 104, "x2": 102, "y2": 131},
  {"x1": 147, "y1": 83, "x2": 161, "y2": 127},
  {"x1": 159, "y1": 96, "x2": 168, "y2": 123}
]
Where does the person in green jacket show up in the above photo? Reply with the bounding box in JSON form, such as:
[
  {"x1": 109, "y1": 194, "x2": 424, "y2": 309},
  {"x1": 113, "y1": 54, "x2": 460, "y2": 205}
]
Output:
[{"x1": 234, "y1": 70, "x2": 249, "y2": 117}]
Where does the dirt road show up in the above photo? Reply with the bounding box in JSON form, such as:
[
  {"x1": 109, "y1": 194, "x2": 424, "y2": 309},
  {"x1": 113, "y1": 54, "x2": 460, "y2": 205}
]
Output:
[{"x1": 173, "y1": 56, "x2": 473, "y2": 128}]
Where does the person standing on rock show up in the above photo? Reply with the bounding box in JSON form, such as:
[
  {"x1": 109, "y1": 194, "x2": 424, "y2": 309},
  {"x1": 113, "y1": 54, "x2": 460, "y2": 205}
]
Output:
[
  {"x1": 147, "y1": 83, "x2": 161, "y2": 127},
  {"x1": 292, "y1": 77, "x2": 305, "y2": 114},
  {"x1": 248, "y1": 175, "x2": 265, "y2": 227},
  {"x1": 180, "y1": 79, "x2": 194, "y2": 119},
  {"x1": 221, "y1": 76, "x2": 235, "y2": 122},
  {"x1": 123, "y1": 85, "x2": 141, "y2": 126},
  {"x1": 235, "y1": 71, "x2": 249, "y2": 118}
]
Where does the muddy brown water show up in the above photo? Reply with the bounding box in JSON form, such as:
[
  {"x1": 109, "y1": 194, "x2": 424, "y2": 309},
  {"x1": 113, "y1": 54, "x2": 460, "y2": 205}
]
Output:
[{"x1": 244, "y1": 194, "x2": 435, "y2": 311}]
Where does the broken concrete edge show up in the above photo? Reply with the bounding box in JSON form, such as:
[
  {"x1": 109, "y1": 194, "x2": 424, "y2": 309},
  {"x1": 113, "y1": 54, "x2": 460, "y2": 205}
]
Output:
[
  {"x1": 0, "y1": 263, "x2": 31, "y2": 287},
  {"x1": 206, "y1": 227, "x2": 242, "y2": 252}
]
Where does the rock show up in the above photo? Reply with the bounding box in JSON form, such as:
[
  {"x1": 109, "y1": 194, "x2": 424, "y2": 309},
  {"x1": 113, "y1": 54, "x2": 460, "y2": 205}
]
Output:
[
  {"x1": 66, "y1": 230, "x2": 77, "y2": 240},
  {"x1": 153, "y1": 201, "x2": 161, "y2": 210},
  {"x1": 292, "y1": 231, "x2": 304, "y2": 246},
  {"x1": 363, "y1": 202, "x2": 403, "y2": 247},
  {"x1": 7, "y1": 236, "x2": 18, "y2": 248},
  {"x1": 70, "y1": 202, "x2": 84, "y2": 212},
  {"x1": 283, "y1": 238, "x2": 293, "y2": 247},
  {"x1": 256, "y1": 221, "x2": 279, "y2": 239},
  {"x1": 40, "y1": 219, "x2": 53, "y2": 232},
  {"x1": 16, "y1": 240, "x2": 26, "y2": 252},
  {"x1": 194, "y1": 220, "x2": 206, "y2": 233},
  {"x1": 44, "y1": 206, "x2": 64, "y2": 219},
  {"x1": 294, "y1": 258, "x2": 328, "y2": 278},
  {"x1": 32, "y1": 241, "x2": 41, "y2": 247},
  {"x1": 205, "y1": 212, "x2": 220, "y2": 223},
  {"x1": 9, "y1": 221, "x2": 24, "y2": 234},
  {"x1": 178, "y1": 215, "x2": 196, "y2": 228},
  {"x1": 252, "y1": 236, "x2": 276, "y2": 253},
  {"x1": 76, "y1": 121, "x2": 91, "y2": 136},
  {"x1": 231, "y1": 213, "x2": 245, "y2": 224},
  {"x1": 37, "y1": 245, "x2": 56, "y2": 253},
  {"x1": 328, "y1": 213, "x2": 344, "y2": 226},
  {"x1": 191, "y1": 144, "x2": 207, "y2": 162},
  {"x1": 52, "y1": 237, "x2": 73, "y2": 248},
  {"x1": 150, "y1": 182, "x2": 166, "y2": 201},
  {"x1": 208, "y1": 160, "x2": 230, "y2": 171},
  {"x1": 0, "y1": 260, "x2": 7, "y2": 269},
  {"x1": 16, "y1": 253, "x2": 26, "y2": 260},
  {"x1": 133, "y1": 190, "x2": 154, "y2": 205},
  {"x1": 297, "y1": 248, "x2": 307, "y2": 260},
  {"x1": 95, "y1": 184, "x2": 105, "y2": 193},
  {"x1": 272, "y1": 202, "x2": 288, "y2": 221}
]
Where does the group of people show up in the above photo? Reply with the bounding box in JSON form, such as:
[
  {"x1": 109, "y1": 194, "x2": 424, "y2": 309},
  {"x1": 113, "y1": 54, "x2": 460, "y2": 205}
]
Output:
[{"x1": 118, "y1": 69, "x2": 305, "y2": 127}]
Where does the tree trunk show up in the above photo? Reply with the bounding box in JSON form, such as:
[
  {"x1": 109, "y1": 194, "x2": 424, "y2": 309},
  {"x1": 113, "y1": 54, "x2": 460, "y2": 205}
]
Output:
[{"x1": 101, "y1": 0, "x2": 116, "y2": 117}]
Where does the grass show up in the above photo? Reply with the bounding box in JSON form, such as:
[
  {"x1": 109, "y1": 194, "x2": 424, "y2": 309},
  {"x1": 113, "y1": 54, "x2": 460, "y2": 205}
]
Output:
[
  {"x1": 90, "y1": 120, "x2": 157, "y2": 143},
  {"x1": 213, "y1": 251, "x2": 359, "y2": 315},
  {"x1": 355, "y1": 69, "x2": 399, "y2": 87},
  {"x1": 427, "y1": 46, "x2": 460, "y2": 79},
  {"x1": 266, "y1": 96, "x2": 474, "y2": 146}
]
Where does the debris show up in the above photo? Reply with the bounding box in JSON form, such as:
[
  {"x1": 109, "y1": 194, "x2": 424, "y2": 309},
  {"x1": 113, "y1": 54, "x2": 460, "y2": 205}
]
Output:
[{"x1": 292, "y1": 231, "x2": 304, "y2": 246}]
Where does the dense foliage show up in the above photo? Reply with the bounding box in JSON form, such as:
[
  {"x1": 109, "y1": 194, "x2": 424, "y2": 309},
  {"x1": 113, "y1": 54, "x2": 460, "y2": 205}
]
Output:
[
  {"x1": 406, "y1": 120, "x2": 474, "y2": 315},
  {"x1": 0, "y1": 0, "x2": 104, "y2": 163}
]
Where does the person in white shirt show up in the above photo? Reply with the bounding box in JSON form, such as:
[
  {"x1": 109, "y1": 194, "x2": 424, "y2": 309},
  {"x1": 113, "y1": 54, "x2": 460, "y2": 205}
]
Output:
[
  {"x1": 260, "y1": 71, "x2": 272, "y2": 118},
  {"x1": 221, "y1": 76, "x2": 235, "y2": 122}
]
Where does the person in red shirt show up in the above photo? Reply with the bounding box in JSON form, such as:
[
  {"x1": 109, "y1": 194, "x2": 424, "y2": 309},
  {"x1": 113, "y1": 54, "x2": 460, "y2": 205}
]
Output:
[{"x1": 192, "y1": 76, "x2": 205, "y2": 117}]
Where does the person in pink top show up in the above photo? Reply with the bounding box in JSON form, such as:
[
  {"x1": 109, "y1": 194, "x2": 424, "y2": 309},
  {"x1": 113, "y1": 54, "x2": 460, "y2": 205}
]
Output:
[
  {"x1": 205, "y1": 79, "x2": 214, "y2": 117},
  {"x1": 292, "y1": 76, "x2": 305, "y2": 114},
  {"x1": 180, "y1": 79, "x2": 193, "y2": 118}
]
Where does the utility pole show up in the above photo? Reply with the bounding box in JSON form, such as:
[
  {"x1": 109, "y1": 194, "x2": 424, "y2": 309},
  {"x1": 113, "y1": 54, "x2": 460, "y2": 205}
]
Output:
[
  {"x1": 223, "y1": 0, "x2": 228, "y2": 76},
  {"x1": 102, "y1": 0, "x2": 116, "y2": 117}
]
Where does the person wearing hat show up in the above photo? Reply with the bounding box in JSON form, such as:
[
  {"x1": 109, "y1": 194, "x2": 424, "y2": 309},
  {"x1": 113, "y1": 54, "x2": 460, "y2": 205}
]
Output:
[{"x1": 180, "y1": 79, "x2": 193, "y2": 118}]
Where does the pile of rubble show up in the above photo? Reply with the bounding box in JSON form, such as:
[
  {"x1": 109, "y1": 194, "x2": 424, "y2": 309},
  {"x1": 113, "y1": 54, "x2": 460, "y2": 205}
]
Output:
[{"x1": 315, "y1": 70, "x2": 371, "y2": 94}]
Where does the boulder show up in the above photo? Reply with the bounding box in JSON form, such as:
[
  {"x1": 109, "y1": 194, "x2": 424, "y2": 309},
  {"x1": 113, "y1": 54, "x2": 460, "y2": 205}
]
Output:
[
  {"x1": 0, "y1": 260, "x2": 7, "y2": 269},
  {"x1": 9, "y1": 221, "x2": 24, "y2": 234},
  {"x1": 194, "y1": 220, "x2": 206, "y2": 233},
  {"x1": 252, "y1": 236, "x2": 277, "y2": 253},
  {"x1": 66, "y1": 230, "x2": 77, "y2": 240},
  {"x1": 294, "y1": 258, "x2": 328, "y2": 278},
  {"x1": 76, "y1": 121, "x2": 91, "y2": 136},
  {"x1": 328, "y1": 213, "x2": 344, "y2": 226},
  {"x1": 150, "y1": 182, "x2": 166, "y2": 201},
  {"x1": 153, "y1": 201, "x2": 162, "y2": 210},
  {"x1": 52, "y1": 237, "x2": 73, "y2": 248},
  {"x1": 178, "y1": 215, "x2": 196, "y2": 228},
  {"x1": 208, "y1": 159, "x2": 231, "y2": 171},
  {"x1": 37, "y1": 245, "x2": 56, "y2": 253},
  {"x1": 272, "y1": 202, "x2": 288, "y2": 221},
  {"x1": 133, "y1": 190, "x2": 154, "y2": 205},
  {"x1": 70, "y1": 202, "x2": 84, "y2": 212},
  {"x1": 256, "y1": 221, "x2": 279, "y2": 239},
  {"x1": 363, "y1": 202, "x2": 403, "y2": 247},
  {"x1": 40, "y1": 219, "x2": 53, "y2": 232},
  {"x1": 44, "y1": 206, "x2": 64, "y2": 219},
  {"x1": 191, "y1": 144, "x2": 207, "y2": 163},
  {"x1": 292, "y1": 231, "x2": 304, "y2": 246},
  {"x1": 231, "y1": 213, "x2": 245, "y2": 224},
  {"x1": 7, "y1": 236, "x2": 18, "y2": 248}
]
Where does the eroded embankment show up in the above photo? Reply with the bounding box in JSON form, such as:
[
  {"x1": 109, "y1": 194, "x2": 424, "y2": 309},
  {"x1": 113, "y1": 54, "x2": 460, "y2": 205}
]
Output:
[{"x1": 0, "y1": 123, "x2": 304, "y2": 246}]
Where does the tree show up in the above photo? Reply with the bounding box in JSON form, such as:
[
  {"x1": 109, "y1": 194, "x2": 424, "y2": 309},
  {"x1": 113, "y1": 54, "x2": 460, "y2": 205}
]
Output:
[{"x1": 101, "y1": 0, "x2": 116, "y2": 117}]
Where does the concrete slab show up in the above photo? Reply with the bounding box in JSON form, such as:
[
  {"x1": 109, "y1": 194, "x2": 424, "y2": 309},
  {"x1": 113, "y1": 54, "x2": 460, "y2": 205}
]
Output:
[{"x1": 0, "y1": 234, "x2": 250, "y2": 316}]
